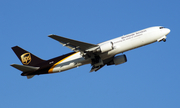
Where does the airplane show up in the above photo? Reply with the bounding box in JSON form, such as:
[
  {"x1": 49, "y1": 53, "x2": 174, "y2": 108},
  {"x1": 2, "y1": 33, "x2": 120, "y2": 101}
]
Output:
[{"x1": 11, "y1": 26, "x2": 170, "y2": 79}]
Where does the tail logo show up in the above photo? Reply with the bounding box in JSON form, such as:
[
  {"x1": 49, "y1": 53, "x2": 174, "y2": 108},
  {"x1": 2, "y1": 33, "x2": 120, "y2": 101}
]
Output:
[{"x1": 21, "y1": 53, "x2": 31, "y2": 65}]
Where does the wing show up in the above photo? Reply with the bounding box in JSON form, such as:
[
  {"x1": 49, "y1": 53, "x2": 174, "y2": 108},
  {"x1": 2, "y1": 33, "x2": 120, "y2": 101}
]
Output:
[
  {"x1": 48, "y1": 35, "x2": 98, "y2": 52},
  {"x1": 48, "y1": 35, "x2": 108, "y2": 72}
]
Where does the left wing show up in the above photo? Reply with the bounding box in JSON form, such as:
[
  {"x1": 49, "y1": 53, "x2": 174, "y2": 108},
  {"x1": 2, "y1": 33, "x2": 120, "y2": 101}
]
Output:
[{"x1": 48, "y1": 35, "x2": 98, "y2": 52}]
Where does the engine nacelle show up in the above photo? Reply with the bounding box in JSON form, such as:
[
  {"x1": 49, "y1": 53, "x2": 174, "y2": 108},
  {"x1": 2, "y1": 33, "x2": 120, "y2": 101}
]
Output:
[
  {"x1": 107, "y1": 54, "x2": 127, "y2": 66},
  {"x1": 96, "y1": 42, "x2": 113, "y2": 53}
]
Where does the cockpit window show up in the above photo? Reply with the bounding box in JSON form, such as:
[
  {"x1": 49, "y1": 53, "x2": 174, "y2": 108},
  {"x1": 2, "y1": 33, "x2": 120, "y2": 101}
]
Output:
[{"x1": 159, "y1": 27, "x2": 165, "y2": 29}]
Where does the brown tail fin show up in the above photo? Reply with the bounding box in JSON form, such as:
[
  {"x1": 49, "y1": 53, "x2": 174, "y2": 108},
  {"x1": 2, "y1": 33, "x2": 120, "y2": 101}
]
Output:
[{"x1": 12, "y1": 46, "x2": 45, "y2": 66}]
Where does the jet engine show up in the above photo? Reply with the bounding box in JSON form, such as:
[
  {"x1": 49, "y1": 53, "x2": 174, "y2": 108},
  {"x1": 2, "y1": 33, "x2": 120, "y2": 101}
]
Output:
[
  {"x1": 107, "y1": 54, "x2": 127, "y2": 66},
  {"x1": 95, "y1": 42, "x2": 113, "y2": 53}
]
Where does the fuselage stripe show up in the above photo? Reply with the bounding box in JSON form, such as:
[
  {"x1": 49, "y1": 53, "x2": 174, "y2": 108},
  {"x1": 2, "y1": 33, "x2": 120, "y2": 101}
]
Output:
[{"x1": 48, "y1": 52, "x2": 78, "y2": 73}]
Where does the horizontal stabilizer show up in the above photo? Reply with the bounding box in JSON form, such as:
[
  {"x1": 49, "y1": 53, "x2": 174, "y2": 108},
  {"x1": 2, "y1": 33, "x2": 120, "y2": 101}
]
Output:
[{"x1": 11, "y1": 64, "x2": 39, "y2": 72}]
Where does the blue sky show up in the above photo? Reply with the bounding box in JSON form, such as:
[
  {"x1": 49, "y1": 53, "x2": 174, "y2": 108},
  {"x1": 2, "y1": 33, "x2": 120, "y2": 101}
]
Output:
[{"x1": 1, "y1": 0, "x2": 180, "y2": 108}]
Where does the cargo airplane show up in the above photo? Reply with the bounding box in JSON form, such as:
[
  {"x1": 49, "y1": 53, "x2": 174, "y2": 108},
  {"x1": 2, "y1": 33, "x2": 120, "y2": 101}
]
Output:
[{"x1": 11, "y1": 26, "x2": 170, "y2": 79}]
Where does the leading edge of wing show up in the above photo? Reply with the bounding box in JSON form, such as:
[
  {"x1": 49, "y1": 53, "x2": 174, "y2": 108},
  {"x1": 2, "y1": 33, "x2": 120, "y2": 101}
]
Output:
[{"x1": 48, "y1": 35, "x2": 98, "y2": 51}]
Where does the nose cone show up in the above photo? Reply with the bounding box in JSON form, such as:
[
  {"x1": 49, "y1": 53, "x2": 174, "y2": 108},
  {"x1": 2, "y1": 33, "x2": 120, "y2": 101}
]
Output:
[{"x1": 165, "y1": 28, "x2": 171, "y2": 35}]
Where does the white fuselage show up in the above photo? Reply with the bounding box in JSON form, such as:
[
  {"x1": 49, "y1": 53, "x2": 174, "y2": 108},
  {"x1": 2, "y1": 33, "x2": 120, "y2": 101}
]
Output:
[{"x1": 50, "y1": 26, "x2": 170, "y2": 73}]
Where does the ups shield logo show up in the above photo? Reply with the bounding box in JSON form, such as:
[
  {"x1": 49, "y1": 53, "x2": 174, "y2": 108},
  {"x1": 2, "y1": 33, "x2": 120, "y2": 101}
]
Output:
[{"x1": 21, "y1": 53, "x2": 31, "y2": 65}]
